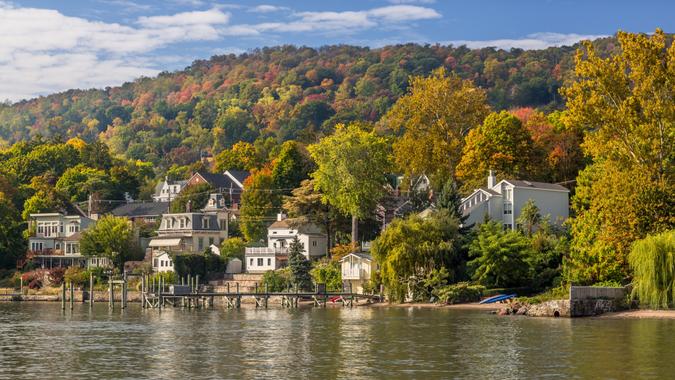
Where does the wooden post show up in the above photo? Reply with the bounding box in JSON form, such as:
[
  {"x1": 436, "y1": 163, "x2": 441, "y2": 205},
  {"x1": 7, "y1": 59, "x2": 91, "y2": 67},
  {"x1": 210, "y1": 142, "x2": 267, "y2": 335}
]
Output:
[
  {"x1": 195, "y1": 275, "x2": 199, "y2": 293},
  {"x1": 158, "y1": 277, "x2": 163, "y2": 309},
  {"x1": 61, "y1": 282, "x2": 66, "y2": 310},
  {"x1": 89, "y1": 272, "x2": 94, "y2": 307},
  {"x1": 20, "y1": 277, "x2": 23, "y2": 295},
  {"x1": 255, "y1": 283, "x2": 258, "y2": 294},
  {"x1": 227, "y1": 283, "x2": 230, "y2": 293},
  {"x1": 108, "y1": 278, "x2": 113, "y2": 309},
  {"x1": 69, "y1": 282, "x2": 74, "y2": 310},
  {"x1": 264, "y1": 283, "x2": 269, "y2": 308},
  {"x1": 141, "y1": 275, "x2": 145, "y2": 309}
]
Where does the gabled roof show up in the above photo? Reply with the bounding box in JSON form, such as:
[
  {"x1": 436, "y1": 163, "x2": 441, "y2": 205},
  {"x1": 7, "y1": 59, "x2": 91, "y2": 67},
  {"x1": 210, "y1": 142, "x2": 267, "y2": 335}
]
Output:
[
  {"x1": 268, "y1": 218, "x2": 325, "y2": 235},
  {"x1": 192, "y1": 171, "x2": 234, "y2": 189},
  {"x1": 111, "y1": 202, "x2": 169, "y2": 218},
  {"x1": 224, "y1": 170, "x2": 250, "y2": 189},
  {"x1": 500, "y1": 179, "x2": 569, "y2": 192},
  {"x1": 340, "y1": 252, "x2": 373, "y2": 261}
]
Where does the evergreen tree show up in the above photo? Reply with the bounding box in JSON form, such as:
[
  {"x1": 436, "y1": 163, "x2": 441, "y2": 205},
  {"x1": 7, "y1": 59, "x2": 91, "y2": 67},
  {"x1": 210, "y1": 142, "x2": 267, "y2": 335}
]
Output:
[
  {"x1": 435, "y1": 178, "x2": 469, "y2": 232},
  {"x1": 288, "y1": 236, "x2": 312, "y2": 291}
]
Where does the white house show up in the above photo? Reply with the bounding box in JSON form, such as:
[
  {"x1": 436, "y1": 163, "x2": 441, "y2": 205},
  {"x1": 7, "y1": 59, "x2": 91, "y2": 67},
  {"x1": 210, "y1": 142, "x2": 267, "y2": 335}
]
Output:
[
  {"x1": 149, "y1": 212, "x2": 228, "y2": 253},
  {"x1": 340, "y1": 253, "x2": 375, "y2": 294},
  {"x1": 152, "y1": 177, "x2": 187, "y2": 202},
  {"x1": 27, "y1": 212, "x2": 109, "y2": 269},
  {"x1": 152, "y1": 251, "x2": 174, "y2": 273},
  {"x1": 460, "y1": 171, "x2": 569, "y2": 230},
  {"x1": 245, "y1": 214, "x2": 327, "y2": 273}
]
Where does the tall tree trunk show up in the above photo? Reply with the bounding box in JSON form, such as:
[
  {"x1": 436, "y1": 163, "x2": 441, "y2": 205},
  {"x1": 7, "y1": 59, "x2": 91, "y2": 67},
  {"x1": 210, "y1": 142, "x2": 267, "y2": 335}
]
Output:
[{"x1": 351, "y1": 215, "x2": 358, "y2": 250}]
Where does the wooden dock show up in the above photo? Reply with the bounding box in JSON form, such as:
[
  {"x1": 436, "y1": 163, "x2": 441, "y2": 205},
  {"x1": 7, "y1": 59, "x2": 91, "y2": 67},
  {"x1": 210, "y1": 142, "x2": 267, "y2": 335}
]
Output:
[{"x1": 140, "y1": 275, "x2": 382, "y2": 310}]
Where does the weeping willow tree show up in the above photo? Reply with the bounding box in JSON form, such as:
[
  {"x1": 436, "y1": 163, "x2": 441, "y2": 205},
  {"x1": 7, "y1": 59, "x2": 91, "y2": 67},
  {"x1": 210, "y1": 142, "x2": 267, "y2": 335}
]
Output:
[
  {"x1": 628, "y1": 230, "x2": 675, "y2": 309},
  {"x1": 371, "y1": 210, "x2": 463, "y2": 303}
]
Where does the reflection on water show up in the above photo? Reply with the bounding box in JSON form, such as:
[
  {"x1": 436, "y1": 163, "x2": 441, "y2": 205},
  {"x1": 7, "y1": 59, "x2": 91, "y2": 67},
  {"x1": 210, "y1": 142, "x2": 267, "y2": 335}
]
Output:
[{"x1": 1, "y1": 303, "x2": 674, "y2": 379}]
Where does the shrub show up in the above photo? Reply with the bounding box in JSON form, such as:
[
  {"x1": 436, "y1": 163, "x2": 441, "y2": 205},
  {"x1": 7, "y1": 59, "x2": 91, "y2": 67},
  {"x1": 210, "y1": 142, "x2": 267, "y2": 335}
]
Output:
[
  {"x1": 261, "y1": 268, "x2": 291, "y2": 292},
  {"x1": 64, "y1": 267, "x2": 88, "y2": 286},
  {"x1": 434, "y1": 282, "x2": 484, "y2": 304},
  {"x1": 310, "y1": 260, "x2": 342, "y2": 291},
  {"x1": 47, "y1": 268, "x2": 66, "y2": 287},
  {"x1": 172, "y1": 254, "x2": 206, "y2": 278}
]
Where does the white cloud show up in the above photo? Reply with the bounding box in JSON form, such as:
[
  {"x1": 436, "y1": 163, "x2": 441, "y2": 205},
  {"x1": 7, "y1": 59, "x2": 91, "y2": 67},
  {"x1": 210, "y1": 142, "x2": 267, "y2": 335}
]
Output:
[
  {"x1": 388, "y1": 0, "x2": 436, "y2": 4},
  {"x1": 0, "y1": 4, "x2": 234, "y2": 101},
  {"x1": 249, "y1": 5, "x2": 289, "y2": 13},
  {"x1": 246, "y1": 5, "x2": 440, "y2": 34},
  {"x1": 137, "y1": 8, "x2": 230, "y2": 28},
  {"x1": 0, "y1": 2, "x2": 443, "y2": 101},
  {"x1": 448, "y1": 32, "x2": 607, "y2": 50}
]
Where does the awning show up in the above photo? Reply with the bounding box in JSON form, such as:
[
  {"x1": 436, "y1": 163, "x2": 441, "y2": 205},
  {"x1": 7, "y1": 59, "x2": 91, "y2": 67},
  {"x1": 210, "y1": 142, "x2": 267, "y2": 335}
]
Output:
[{"x1": 148, "y1": 238, "x2": 182, "y2": 247}]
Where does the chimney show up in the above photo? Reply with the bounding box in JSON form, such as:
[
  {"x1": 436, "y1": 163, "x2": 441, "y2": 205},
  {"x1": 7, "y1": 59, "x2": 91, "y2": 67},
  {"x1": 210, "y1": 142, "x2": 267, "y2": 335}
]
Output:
[
  {"x1": 186, "y1": 200, "x2": 192, "y2": 213},
  {"x1": 277, "y1": 213, "x2": 287, "y2": 221},
  {"x1": 487, "y1": 170, "x2": 496, "y2": 188}
]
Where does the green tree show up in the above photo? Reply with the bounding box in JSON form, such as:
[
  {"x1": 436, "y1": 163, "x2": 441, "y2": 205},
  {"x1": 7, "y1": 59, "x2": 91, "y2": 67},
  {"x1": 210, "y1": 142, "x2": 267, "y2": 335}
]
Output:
[
  {"x1": 271, "y1": 141, "x2": 314, "y2": 192},
  {"x1": 310, "y1": 260, "x2": 342, "y2": 291},
  {"x1": 517, "y1": 199, "x2": 542, "y2": 236},
  {"x1": 371, "y1": 211, "x2": 463, "y2": 302},
  {"x1": 240, "y1": 168, "x2": 281, "y2": 242},
  {"x1": 288, "y1": 236, "x2": 312, "y2": 291},
  {"x1": 170, "y1": 183, "x2": 214, "y2": 213},
  {"x1": 468, "y1": 221, "x2": 532, "y2": 288},
  {"x1": 0, "y1": 192, "x2": 26, "y2": 268},
  {"x1": 456, "y1": 111, "x2": 536, "y2": 192},
  {"x1": 80, "y1": 215, "x2": 139, "y2": 272},
  {"x1": 628, "y1": 230, "x2": 675, "y2": 309},
  {"x1": 55, "y1": 164, "x2": 112, "y2": 202},
  {"x1": 435, "y1": 177, "x2": 465, "y2": 223},
  {"x1": 282, "y1": 179, "x2": 349, "y2": 250},
  {"x1": 308, "y1": 123, "x2": 391, "y2": 244},
  {"x1": 219, "y1": 237, "x2": 246, "y2": 261},
  {"x1": 383, "y1": 67, "x2": 490, "y2": 185}
]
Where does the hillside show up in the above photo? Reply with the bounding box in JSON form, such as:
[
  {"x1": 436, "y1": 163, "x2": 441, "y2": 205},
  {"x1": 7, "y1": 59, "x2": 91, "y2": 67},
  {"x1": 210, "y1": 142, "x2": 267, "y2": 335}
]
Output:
[{"x1": 0, "y1": 37, "x2": 620, "y2": 168}]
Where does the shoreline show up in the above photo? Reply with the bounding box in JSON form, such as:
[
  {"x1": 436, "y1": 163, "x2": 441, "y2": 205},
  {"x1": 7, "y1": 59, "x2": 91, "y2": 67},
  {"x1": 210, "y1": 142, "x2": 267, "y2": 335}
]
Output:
[{"x1": 594, "y1": 309, "x2": 675, "y2": 319}]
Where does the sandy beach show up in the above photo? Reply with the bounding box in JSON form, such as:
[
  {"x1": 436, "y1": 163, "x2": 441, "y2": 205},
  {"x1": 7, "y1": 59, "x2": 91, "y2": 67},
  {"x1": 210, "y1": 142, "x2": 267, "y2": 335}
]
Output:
[{"x1": 595, "y1": 309, "x2": 675, "y2": 319}]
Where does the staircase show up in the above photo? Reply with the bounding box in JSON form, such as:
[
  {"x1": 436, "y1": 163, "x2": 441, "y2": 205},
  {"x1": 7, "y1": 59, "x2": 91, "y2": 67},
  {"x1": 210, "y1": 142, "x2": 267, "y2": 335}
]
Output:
[{"x1": 209, "y1": 273, "x2": 265, "y2": 293}]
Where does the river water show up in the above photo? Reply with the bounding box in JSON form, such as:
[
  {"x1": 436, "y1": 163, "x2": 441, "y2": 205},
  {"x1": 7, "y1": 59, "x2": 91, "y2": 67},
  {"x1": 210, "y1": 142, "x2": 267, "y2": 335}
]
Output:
[{"x1": 1, "y1": 303, "x2": 674, "y2": 379}]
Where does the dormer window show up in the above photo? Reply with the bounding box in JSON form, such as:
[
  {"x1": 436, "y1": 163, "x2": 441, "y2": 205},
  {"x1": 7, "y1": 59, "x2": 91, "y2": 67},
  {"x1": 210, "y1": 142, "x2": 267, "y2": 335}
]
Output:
[{"x1": 203, "y1": 218, "x2": 210, "y2": 229}]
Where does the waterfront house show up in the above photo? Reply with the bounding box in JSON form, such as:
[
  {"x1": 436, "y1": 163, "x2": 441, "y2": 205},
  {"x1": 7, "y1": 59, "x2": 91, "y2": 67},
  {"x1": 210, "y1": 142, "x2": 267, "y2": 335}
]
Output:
[
  {"x1": 245, "y1": 214, "x2": 327, "y2": 273},
  {"x1": 27, "y1": 212, "x2": 110, "y2": 268},
  {"x1": 460, "y1": 171, "x2": 569, "y2": 230},
  {"x1": 152, "y1": 177, "x2": 187, "y2": 202},
  {"x1": 202, "y1": 193, "x2": 238, "y2": 238},
  {"x1": 152, "y1": 251, "x2": 174, "y2": 273},
  {"x1": 149, "y1": 212, "x2": 227, "y2": 253},
  {"x1": 340, "y1": 252, "x2": 375, "y2": 294}
]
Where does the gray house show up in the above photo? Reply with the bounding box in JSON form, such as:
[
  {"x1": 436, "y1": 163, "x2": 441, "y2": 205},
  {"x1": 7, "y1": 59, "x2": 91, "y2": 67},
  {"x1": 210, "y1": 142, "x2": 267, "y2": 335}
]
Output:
[{"x1": 461, "y1": 171, "x2": 569, "y2": 230}]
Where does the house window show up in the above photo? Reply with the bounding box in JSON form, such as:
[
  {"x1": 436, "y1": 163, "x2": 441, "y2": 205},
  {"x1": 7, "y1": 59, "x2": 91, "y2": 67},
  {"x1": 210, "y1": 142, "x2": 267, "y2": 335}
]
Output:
[
  {"x1": 198, "y1": 237, "x2": 204, "y2": 251},
  {"x1": 267, "y1": 258, "x2": 271, "y2": 266},
  {"x1": 257, "y1": 258, "x2": 264, "y2": 266},
  {"x1": 250, "y1": 258, "x2": 254, "y2": 266},
  {"x1": 154, "y1": 259, "x2": 158, "y2": 267},
  {"x1": 504, "y1": 203, "x2": 512, "y2": 215},
  {"x1": 503, "y1": 224, "x2": 512, "y2": 230},
  {"x1": 505, "y1": 188, "x2": 512, "y2": 200},
  {"x1": 312, "y1": 241, "x2": 317, "y2": 247},
  {"x1": 209, "y1": 237, "x2": 214, "y2": 246},
  {"x1": 55, "y1": 243, "x2": 60, "y2": 250},
  {"x1": 203, "y1": 218, "x2": 210, "y2": 229}
]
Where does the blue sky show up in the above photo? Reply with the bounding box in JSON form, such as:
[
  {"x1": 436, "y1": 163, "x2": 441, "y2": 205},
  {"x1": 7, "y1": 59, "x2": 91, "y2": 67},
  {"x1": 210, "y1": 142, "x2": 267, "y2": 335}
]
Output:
[{"x1": 1, "y1": 0, "x2": 672, "y2": 101}]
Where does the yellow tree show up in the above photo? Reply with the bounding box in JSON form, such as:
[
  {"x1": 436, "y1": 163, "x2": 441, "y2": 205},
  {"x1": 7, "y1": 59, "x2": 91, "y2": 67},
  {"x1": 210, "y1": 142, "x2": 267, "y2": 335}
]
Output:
[
  {"x1": 561, "y1": 29, "x2": 674, "y2": 184},
  {"x1": 456, "y1": 111, "x2": 535, "y2": 193},
  {"x1": 382, "y1": 67, "x2": 490, "y2": 185},
  {"x1": 561, "y1": 30, "x2": 675, "y2": 284}
]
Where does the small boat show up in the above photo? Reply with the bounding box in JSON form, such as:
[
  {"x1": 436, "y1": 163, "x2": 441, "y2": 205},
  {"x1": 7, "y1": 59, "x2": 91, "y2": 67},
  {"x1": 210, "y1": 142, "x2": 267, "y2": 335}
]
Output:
[{"x1": 479, "y1": 294, "x2": 517, "y2": 304}]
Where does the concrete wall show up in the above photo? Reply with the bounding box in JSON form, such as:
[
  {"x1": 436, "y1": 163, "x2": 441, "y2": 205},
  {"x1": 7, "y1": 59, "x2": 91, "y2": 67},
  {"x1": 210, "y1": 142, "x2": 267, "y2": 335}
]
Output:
[{"x1": 569, "y1": 286, "x2": 628, "y2": 317}]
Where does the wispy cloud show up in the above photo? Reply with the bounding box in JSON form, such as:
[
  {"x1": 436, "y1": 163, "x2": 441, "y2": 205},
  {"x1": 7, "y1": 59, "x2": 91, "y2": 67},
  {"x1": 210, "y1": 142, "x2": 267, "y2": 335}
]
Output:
[
  {"x1": 447, "y1": 32, "x2": 608, "y2": 50},
  {"x1": 249, "y1": 5, "x2": 289, "y2": 13},
  {"x1": 0, "y1": 2, "x2": 442, "y2": 101}
]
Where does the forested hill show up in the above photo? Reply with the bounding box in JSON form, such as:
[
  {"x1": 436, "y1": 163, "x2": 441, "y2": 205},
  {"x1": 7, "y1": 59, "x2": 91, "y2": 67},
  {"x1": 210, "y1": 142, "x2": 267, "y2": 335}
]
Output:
[{"x1": 0, "y1": 37, "x2": 620, "y2": 167}]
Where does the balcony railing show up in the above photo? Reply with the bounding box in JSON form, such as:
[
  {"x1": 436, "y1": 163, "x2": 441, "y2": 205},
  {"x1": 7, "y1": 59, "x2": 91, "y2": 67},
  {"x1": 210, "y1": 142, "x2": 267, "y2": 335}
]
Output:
[
  {"x1": 245, "y1": 247, "x2": 289, "y2": 256},
  {"x1": 342, "y1": 268, "x2": 365, "y2": 280},
  {"x1": 27, "y1": 249, "x2": 82, "y2": 258}
]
